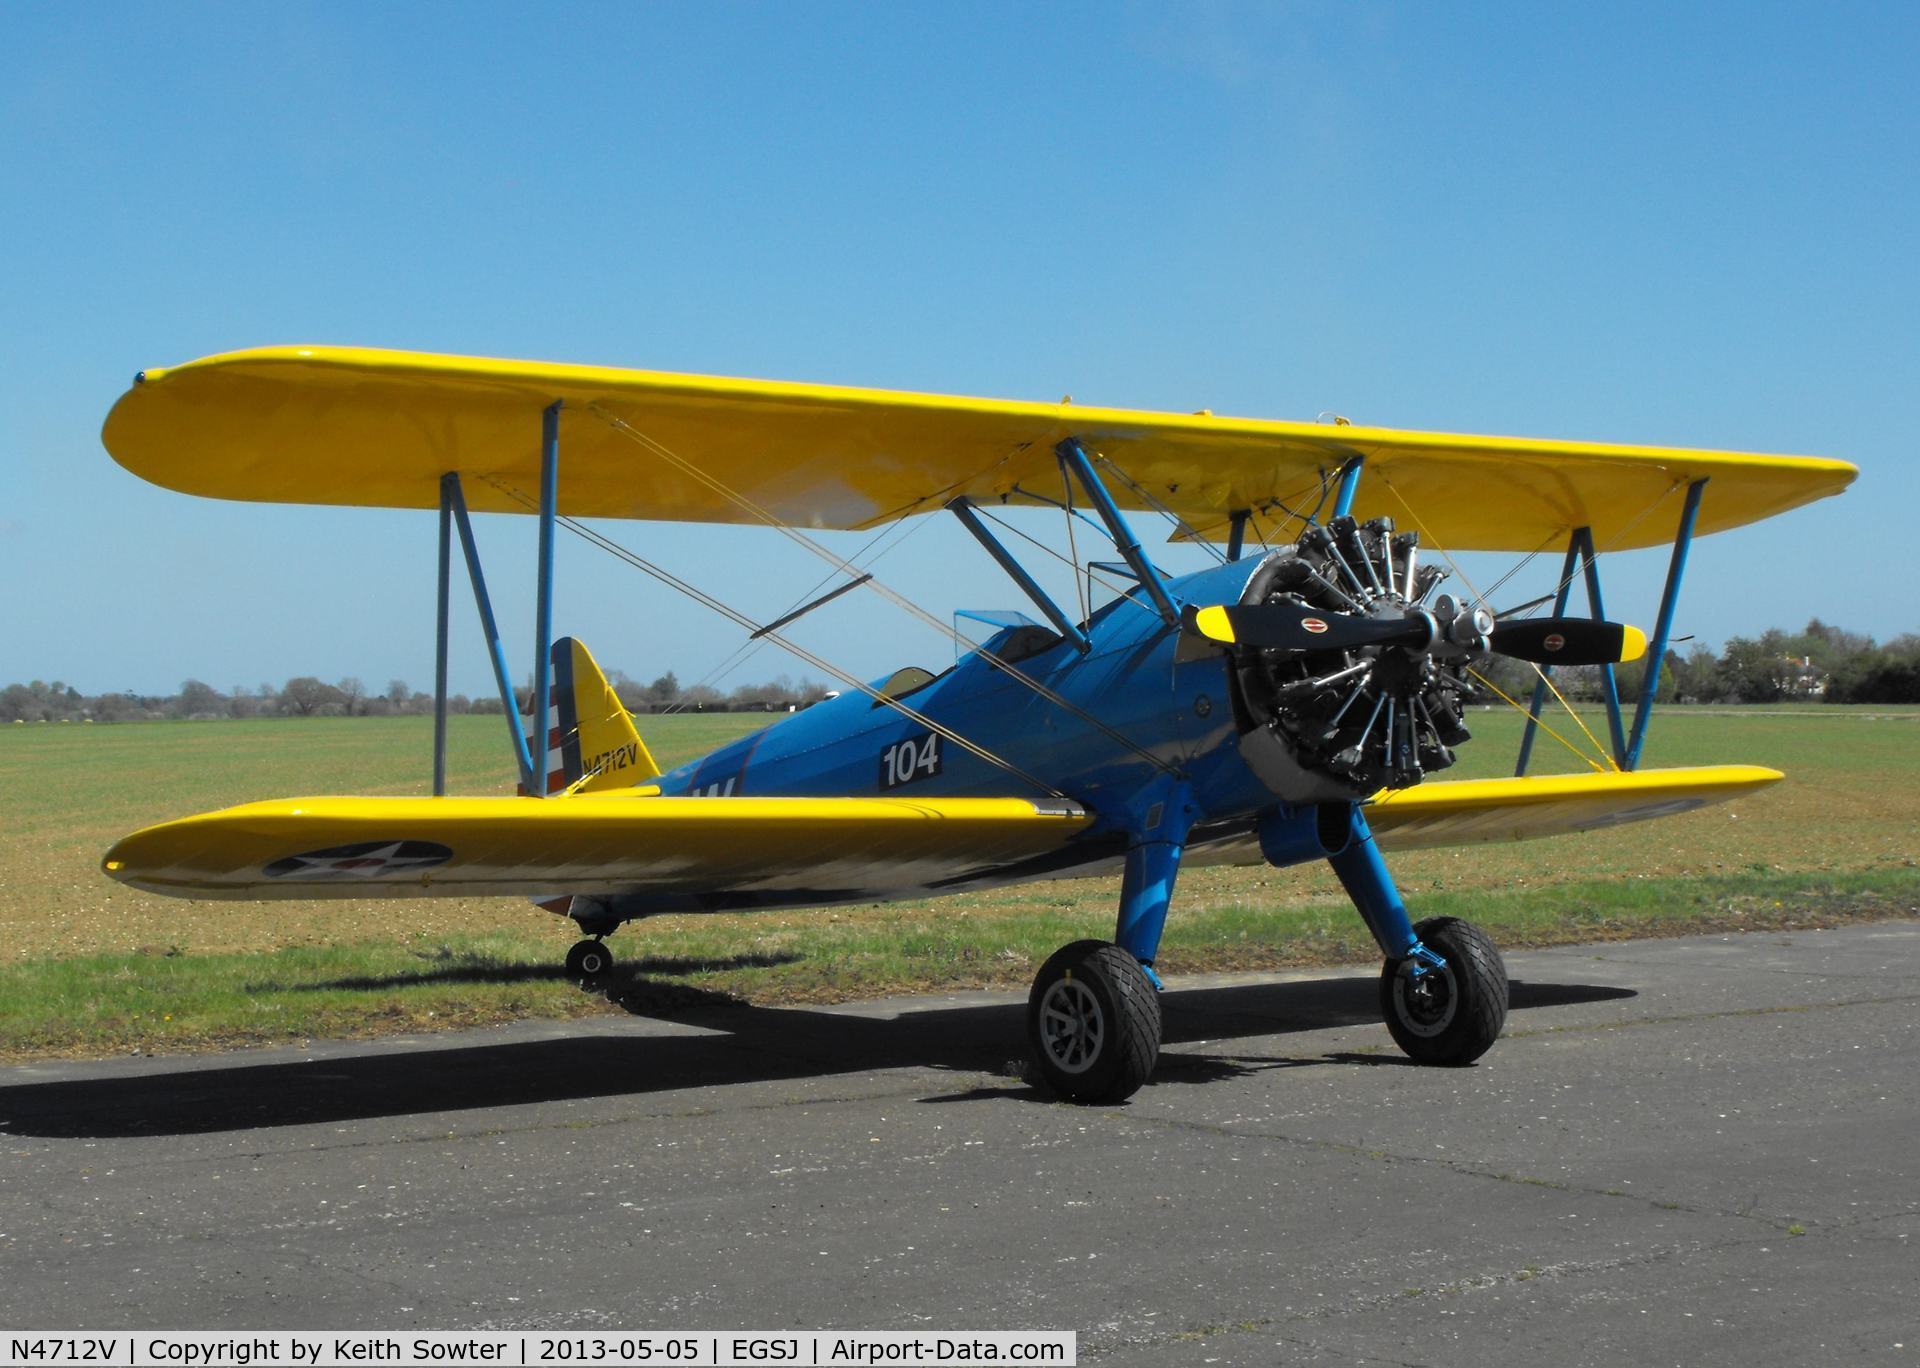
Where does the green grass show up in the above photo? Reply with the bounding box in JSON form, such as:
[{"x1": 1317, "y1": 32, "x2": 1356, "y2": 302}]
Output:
[{"x1": 1, "y1": 705, "x2": 1915, "y2": 1060}]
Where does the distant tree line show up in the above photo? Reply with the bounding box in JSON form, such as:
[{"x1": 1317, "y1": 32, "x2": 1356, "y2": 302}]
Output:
[
  {"x1": 8, "y1": 620, "x2": 1915, "y2": 724},
  {"x1": 0, "y1": 669, "x2": 833, "y2": 723}
]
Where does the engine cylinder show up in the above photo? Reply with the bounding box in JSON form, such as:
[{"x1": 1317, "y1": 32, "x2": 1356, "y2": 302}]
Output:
[{"x1": 1229, "y1": 520, "x2": 1477, "y2": 800}]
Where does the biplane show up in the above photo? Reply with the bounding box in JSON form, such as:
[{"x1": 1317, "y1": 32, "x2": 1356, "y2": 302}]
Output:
[{"x1": 99, "y1": 347, "x2": 1856, "y2": 1102}]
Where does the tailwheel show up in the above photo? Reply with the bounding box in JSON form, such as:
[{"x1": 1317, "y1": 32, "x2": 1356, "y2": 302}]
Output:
[
  {"x1": 1380, "y1": 916, "x2": 1507, "y2": 1065},
  {"x1": 565, "y1": 937, "x2": 615, "y2": 982},
  {"x1": 1026, "y1": 939, "x2": 1161, "y2": 1104}
]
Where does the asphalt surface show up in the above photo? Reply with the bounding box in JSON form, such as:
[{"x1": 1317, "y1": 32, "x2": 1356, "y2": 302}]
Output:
[{"x1": 2, "y1": 923, "x2": 1915, "y2": 1365}]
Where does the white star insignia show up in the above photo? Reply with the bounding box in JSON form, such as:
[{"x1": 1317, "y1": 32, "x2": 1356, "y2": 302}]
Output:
[{"x1": 283, "y1": 843, "x2": 446, "y2": 877}]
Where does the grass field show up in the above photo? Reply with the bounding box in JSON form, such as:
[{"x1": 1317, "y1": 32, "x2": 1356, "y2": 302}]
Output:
[{"x1": 2, "y1": 704, "x2": 1916, "y2": 1059}]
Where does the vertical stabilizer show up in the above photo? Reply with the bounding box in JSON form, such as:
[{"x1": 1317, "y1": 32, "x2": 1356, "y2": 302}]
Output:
[{"x1": 543, "y1": 637, "x2": 662, "y2": 794}]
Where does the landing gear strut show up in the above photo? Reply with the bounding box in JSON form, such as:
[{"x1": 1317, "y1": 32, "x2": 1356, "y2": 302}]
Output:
[
  {"x1": 1028, "y1": 783, "x2": 1190, "y2": 1105},
  {"x1": 565, "y1": 937, "x2": 615, "y2": 982},
  {"x1": 1323, "y1": 806, "x2": 1509, "y2": 1065}
]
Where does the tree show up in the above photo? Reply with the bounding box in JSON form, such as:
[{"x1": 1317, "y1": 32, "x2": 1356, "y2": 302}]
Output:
[
  {"x1": 1467, "y1": 653, "x2": 1534, "y2": 704},
  {"x1": 1670, "y1": 645, "x2": 1726, "y2": 703},
  {"x1": 1828, "y1": 634, "x2": 1920, "y2": 703},
  {"x1": 282, "y1": 677, "x2": 343, "y2": 716},
  {"x1": 1612, "y1": 650, "x2": 1681, "y2": 707},
  {"x1": 336, "y1": 677, "x2": 366, "y2": 716},
  {"x1": 1715, "y1": 636, "x2": 1789, "y2": 703},
  {"x1": 172, "y1": 679, "x2": 225, "y2": 719},
  {"x1": 0, "y1": 683, "x2": 40, "y2": 723},
  {"x1": 386, "y1": 679, "x2": 411, "y2": 711}
]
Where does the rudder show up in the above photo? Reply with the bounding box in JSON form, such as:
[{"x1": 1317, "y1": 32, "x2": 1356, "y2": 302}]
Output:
[{"x1": 544, "y1": 637, "x2": 662, "y2": 794}]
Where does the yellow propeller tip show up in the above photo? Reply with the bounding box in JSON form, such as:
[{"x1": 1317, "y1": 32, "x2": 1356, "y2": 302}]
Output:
[
  {"x1": 1193, "y1": 605, "x2": 1236, "y2": 643},
  {"x1": 1620, "y1": 624, "x2": 1648, "y2": 662}
]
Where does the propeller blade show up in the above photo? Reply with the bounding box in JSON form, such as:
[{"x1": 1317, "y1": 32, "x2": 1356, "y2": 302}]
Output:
[
  {"x1": 1489, "y1": 617, "x2": 1648, "y2": 664},
  {"x1": 1183, "y1": 602, "x2": 1417, "y2": 653}
]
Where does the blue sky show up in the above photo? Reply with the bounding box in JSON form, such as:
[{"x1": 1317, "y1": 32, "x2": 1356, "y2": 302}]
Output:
[{"x1": 4, "y1": 2, "x2": 1914, "y2": 700}]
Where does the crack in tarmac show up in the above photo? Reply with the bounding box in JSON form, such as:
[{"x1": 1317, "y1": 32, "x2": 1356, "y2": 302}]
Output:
[
  {"x1": 1086, "y1": 1229, "x2": 1780, "y2": 1360},
  {"x1": 1106, "y1": 1106, "x2": 1847, "y2": 1236}
]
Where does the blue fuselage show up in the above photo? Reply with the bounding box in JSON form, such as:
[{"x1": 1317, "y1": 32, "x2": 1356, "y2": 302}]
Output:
[{"x1": 654, "y1": 557, "x2": 1282, "y2": 844}]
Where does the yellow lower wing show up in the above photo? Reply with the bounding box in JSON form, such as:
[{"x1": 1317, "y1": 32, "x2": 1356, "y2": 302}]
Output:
[
  {"x1": 1365, "y1": 765, "x2": 1782, "y2": 850},
  {"x1": 104, "y1": 793, "x2": 1092, "y2": 902}
]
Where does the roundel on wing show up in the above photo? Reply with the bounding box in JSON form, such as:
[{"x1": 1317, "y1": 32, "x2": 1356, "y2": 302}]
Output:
[
  {"x1": 264, "y1": 840, "x2": 453, "y2": 879},
  {"x1": 1543, "y1": 632, "x2": 1566, "y2": 653},
  {"x1": 1302, "y1": 617, "x2": 1330, "y2": 635}
]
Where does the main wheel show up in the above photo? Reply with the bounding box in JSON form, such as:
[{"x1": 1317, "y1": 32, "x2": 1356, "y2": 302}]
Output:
[
  {"x1": 565, "y1": 938, "x2": 615, "y2": 981},
  {"x1": 1026, "y1": 939, "x2": 1161, "y2": 1104},
  {"x1": 1380, "y1": 916, "x2": 1507, "y2": 1066}
]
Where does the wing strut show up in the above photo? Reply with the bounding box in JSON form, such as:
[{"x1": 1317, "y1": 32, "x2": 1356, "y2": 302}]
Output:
[
  {"x1": 530, "y1": 402, "x2": 561, "y2": 797},
  {"x1": 434, "y1": 471, "x2": 539, "y2": 792},
  {"x1": 580, "y1": 408, "x2": 1183, "y2": 778},
  {"x1": 1057, "y1": 439, "x2": 1180, "y2": 626},
  {"x1": 1625, "y1": 478, "x2": 1707, "y2": 769},
  {"x1": 948, "y1": 498, "x2": 1090, "y2": 653},
  {"x1": 433, "y1": 476, "x2": 453, "y2": 795},
  {"x1": 1225, "y1": 510, "x2": 1250, "y2": 562},
  {"x1": 1514, "y1": 526, "x2": 1622, "y2": 775},
  {"x1": 477, "y1": 473, "x2": 1066, "y2": 797}
]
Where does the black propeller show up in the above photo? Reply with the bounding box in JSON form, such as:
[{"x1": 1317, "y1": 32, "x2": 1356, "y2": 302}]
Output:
[
  {"x1": 1488, "y1": 617, "x2": 1647, "y2": 665},
  {"x1": 1181, "y1": 601, "x2": 1419, "y2": 653},
  {"x1": 1184, "y1": 600, "x2": 1646, "y2": 665}
]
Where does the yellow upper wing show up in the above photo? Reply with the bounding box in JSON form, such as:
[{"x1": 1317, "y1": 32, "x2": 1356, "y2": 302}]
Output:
[
  {"x1": 102, "y1": 346, "x2": 1855, "y2": 553},
  {"x1": 103, "y1": 792, "x2": 1094, "y2": 903}
]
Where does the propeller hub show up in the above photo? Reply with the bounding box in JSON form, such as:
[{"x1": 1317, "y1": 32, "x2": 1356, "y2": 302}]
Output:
[
  {"x1": 1196, "y1": 520, "x2": 1644, "y2": 802},
  {"x1": 1222, "y1": 520, "x2": 1471, "y2": 798}
]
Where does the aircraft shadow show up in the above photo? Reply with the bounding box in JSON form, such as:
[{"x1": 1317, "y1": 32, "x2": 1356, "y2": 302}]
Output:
[
  {"x1": 0, "y1": 977, "x2": 1633, "y2": 1140},
  {"x1": 268, "y1": 952, "x2": 800, "y2": 995}
]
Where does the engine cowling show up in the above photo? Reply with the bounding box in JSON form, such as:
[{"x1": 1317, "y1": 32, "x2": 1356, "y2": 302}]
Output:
[{"x1": 1225, "y1": 518, "x2": 1481, "y2": 802}]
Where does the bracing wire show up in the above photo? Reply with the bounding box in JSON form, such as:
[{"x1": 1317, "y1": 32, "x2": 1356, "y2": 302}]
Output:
[
  {"x1": 1476, "y1": 532, "x2": 1559, "y2": 607},
  {"x1": 665, "y1": 513, "x2": 924, "y2": 713},
  {"x1": 971, "y1": 504, "x2": 1157, "y2": 609},
  {"x1": 1091, "y1": 454, "x2": 1228, "y2": 565},
  {"x1": 1060, "y1": 461, "x2": 1087, "y2": 624},
  {"x1": 476, "y1": 474, "x2": 1064, "y2": 797},
  {"x1": 1464, "y1": 667, "x2": 1611, "y2": 775},
  {"x1": 1376, "y1": 472, "x2": 1618, "y2": 773},
  {"x1": 583, "y1": 406, "x2": 1182, "y2": 776}
]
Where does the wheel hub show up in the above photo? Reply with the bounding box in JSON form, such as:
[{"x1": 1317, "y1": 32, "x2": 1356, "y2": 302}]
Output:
[
  {"x1": 1392, "y1": 962, "x2": 1458, "y2": 1038},
  {"x1": 1037, "y1": 977, "x2": 1106, "y2": 1074}
]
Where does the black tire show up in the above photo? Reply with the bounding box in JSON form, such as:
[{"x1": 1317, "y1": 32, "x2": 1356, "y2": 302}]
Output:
[
  {"x1": 1379, "y1": 916, "x2": 1507, "y2": 1066},
  {"x1": 1026, "y1": 939, "x2": 1161, "y2": 1104},
  {"x1": 566, "y1": 938, "x2": 614, "y2": 981}
]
